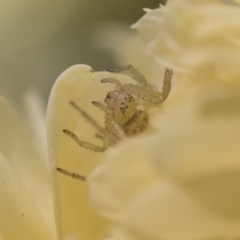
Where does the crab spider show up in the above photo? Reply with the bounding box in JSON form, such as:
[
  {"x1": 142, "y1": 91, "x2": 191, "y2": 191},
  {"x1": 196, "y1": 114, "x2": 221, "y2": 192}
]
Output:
[{"x1": 57, "y1": 65, "x2": 173, "y2": 180}]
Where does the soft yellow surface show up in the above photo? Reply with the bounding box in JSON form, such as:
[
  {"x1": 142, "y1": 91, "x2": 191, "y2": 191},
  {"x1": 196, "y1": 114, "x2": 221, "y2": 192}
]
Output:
[
  {"x1": 89, "y1": 136, "x2": 161, "y2": 221},
  {"x1": 47, "y1": 64, "x2": 138, "y2": 239},
  {"x1": 89, "y1": 76, "x2": 240, "y2": 240},
  {"x1": 0, "y1": 153, "x2": 54, "y2": 240},
  {"x1": 133, "y1": 0, "x2": 240, "y2": 81},
  {"x1": 113, "y1": 181, "x2": 240, "y2": 240},
  {"x1": 0, "y1": 96, "x2": 55, "y2": 239}
]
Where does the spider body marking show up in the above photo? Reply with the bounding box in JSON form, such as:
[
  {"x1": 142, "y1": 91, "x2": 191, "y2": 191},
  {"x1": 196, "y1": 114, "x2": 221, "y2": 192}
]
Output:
[{"x1": 100, "y1": 89, "x2": 148, "y2": 139}]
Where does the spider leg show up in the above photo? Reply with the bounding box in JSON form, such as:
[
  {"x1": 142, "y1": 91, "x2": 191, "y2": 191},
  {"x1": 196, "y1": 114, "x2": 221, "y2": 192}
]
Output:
[
  {"x1": 162, "y1": 68, "x2": 173, "y2": 102},
  {"x1": 123, "y1": 110, "x2": 148, "y2": 136},
  {"x1": 92, "y1": 101, "x2": 111, "y2": 114},
  {"x1": 70, "y1": 101, "x2": 118, "y2": 143},
  {"x1": 57, "y1": 167, "x2": 86, "y2": 181},
  {"x1": 107, "y1": 64, "x2": 147, "y2": 86},
  {"x1": 105, "y1": 115, "x2": 128, "y2": 141},
  {"x1": 63, "y1": 129, "x2": 110, "y2": 152},
  {"x1": 95, "y1": 133, "x2": 103, "y2": 140},
  {"x1": 101, "y1": 78, "x2": 121, "y2": 85},
  {"x1": 92, "y1": 101, "x2": 128, "y2": 141},
  {"x1": 120, "y1": 68, "x2": 173, "y2": 104}
]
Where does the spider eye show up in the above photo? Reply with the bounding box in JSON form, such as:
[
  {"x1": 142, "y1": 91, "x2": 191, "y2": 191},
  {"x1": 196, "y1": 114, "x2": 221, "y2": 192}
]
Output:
[{"x1": 120, "y1": 105, "x2": 125, "y2": 114}]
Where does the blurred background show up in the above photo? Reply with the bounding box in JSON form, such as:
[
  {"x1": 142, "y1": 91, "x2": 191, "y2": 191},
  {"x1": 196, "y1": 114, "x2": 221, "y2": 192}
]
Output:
[{"x1": 0, "y1": 0, "x2": 164, "y2": 106}]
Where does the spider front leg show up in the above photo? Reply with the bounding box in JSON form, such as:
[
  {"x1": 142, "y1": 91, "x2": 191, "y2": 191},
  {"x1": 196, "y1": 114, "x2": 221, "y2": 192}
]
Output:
[
  {"x1": 63, "y1": 129, "x2": 109, "y2": 152},
  {"x1": 58, "y1": 130, "x2": 105, "y2": 182},
  {"x1": 162, "y1": 68, "x2": 173, "y2": 101},
  {"x1": 57, "y1": 167, "x2": 86, "y2": 181},
  {"x1": 70, "y1": 101, "x2": 118, "y2": 144},
  {"x1": 62, "y1": 101, "x2": 117, "y2": 152},
  {"x1": 92, "y1": 101, "x2": 128, "y2": 141},
  {"x1": 107, "y1": 64, "x2": 147, "y2": 86}
]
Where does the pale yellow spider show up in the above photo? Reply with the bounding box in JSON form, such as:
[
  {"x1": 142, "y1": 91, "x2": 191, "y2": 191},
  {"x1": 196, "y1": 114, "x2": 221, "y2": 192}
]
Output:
[{"x1": 57, "y1": 65, "x2": 173, "y2": 181}]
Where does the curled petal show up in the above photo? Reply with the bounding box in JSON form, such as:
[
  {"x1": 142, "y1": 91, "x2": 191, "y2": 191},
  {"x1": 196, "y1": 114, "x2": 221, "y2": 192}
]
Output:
[
  {"x1": 47, "y1": 64, "x2": 137, "y2": 239},
  {"x1": 133, "y1": 1, "x2": 240, "y2": 81},
  {"x1": 111, "y1": 181, "x2": 240, "y2": 240}
]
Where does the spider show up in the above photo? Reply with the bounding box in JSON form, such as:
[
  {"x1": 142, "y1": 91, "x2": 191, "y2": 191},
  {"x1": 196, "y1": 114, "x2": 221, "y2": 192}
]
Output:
[{"x1": 57, "y1": 65, "x2": 173, "y2": 181}]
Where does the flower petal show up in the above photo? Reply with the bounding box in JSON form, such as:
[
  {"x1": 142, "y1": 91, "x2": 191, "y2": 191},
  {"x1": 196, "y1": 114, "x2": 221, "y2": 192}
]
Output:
[
  {"x1": 0, "y1": 152, "x2": 54, "y2": 240},
  {"x1": 133, "y1": 1, "x2": 240, "y2": 81},
  {"x1": 112, "y1": 181, "x2": 240, "y2": 240},
  {"x1": 23, "y1": 89, "x2": 48, "y2": 163},
  {"x1": 88, "y1": 137, "x2": 160, "y2": 222},
  {"x1": 47, "y1": 64, "x2": 137, "y2": 239},
  {"x1": 0, "y1": 95, "x2": 56, "y2": 238},
  {"x1": 149, "y1": 80, "x2": 240, "y2": 178}
]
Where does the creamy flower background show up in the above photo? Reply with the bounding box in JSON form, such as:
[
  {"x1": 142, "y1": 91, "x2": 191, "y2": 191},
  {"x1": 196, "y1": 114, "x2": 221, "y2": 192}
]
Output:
[
  {"x1": 0, "y1": 92, "x2": 56, "y2": 240},
  {"x1": 2, "y1": 0, "x2": 240, "y2": 240}
]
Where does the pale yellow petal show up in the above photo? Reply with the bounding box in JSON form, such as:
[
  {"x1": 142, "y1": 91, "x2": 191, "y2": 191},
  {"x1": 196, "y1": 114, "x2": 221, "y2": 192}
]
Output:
[
  {"x1": 88, "y1": 137, "x2": 160, "y2": 222},
  {"x1": 0, "y1": 152, "x2": 54, "y2": 240},
  {"x1": 0, "y1": 95, "x2": 56, "y2": 238},
  {"x1": 47, "y1": 64, "x2": 137, "y2": 239},
  {"x1": 23, "y1": 89, "x2": 48, "y2": 164},
  {"x1": 133, "y1": 1, "x2": 240, "y2": 81},
  {"x1": 149, "y1": 79, "x2": 240, "y2": 178},
  {"x1": 113, "y1": 181, "x2": 240, "y2": 240}
]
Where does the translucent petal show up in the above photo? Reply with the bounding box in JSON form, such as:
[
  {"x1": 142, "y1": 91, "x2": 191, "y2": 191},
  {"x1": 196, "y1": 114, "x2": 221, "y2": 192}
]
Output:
[
  {"x1": 88, "y1": 137, "x2": 160, "y2": 221},
  {"x1": 0, "y1": 152, "x2": 54, "y2": 240},
  {"x1": 47, "y1": 64, "x2": 137, "y2": 239},
  {"x1": 23, "y1": 89, "x2": 48, "y2": 164},
  {"x1": 0, "y1": 95, "x2": 56, "y2": 238},
  {"x1": 149, "y1": 81, "x2": 240, "y2": 178},
  {"x1": 114, "y1": 181, "x2": 240, "y2": 240}
]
